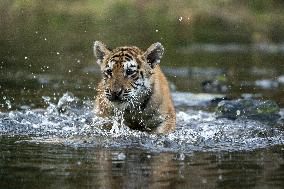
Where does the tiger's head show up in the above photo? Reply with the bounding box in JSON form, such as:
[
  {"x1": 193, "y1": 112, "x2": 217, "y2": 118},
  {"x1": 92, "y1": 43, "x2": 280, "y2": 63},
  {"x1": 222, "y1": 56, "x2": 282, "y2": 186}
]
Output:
[{"x1": 93, "y1": 41, "x2": 164, "y2": 103}]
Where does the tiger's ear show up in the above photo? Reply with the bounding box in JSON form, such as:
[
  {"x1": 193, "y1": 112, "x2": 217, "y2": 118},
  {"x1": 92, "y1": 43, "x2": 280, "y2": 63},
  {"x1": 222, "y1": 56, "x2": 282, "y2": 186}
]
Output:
[
  {"x1": 93, "y1": 41, "x2": 110, "y2": 65},
  {"x1": 144, "y1": 42, "x2": 164, "y2": 68}
]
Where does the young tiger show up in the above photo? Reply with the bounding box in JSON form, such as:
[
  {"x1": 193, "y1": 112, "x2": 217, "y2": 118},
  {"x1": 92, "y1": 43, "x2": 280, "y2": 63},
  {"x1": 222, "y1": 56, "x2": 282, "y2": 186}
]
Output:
[{"x1": 93, "y1": 41, "x2": 176, "y2": 134}]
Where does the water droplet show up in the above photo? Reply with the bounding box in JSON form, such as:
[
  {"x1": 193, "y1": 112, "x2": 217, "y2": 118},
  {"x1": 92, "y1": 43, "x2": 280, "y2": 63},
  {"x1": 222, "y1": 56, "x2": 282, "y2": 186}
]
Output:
[
  {"x1": 178, "y1": 153, "x2": 185, "y2": 161},
  {"x1": 32, "y1": 124, "x2": 40, "y2": 129},
  {"x1": 5, "y1": 100, "x2": 11, "y2": 109},
  {"x1": 117, "y1": 152, "x2": 126, "y2": 160},
  {"x1": 202, "y1": 178, "x2": 207, "y2": 184},
  {"x1": 236, "y1": 110, "x2": 241, "y2": 116}
]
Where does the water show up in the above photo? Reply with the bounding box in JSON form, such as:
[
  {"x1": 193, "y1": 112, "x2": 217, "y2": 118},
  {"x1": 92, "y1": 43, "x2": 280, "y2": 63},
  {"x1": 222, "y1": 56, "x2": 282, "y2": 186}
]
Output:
[
  {"x1": 1, "y1": 140, "x2": 284, "y2": 189},
  {"x1": 1, "y1": 53, "x2": 284, "y2": 189},
  {"x1": 1, "y1": 92, "x2": 284, "y2": 188},
  {"x1": 1, "y1": 92, "x2": 284, "y2": 153},
  {"x1": 1, "y1": 1, "x2": 284, "y2": 188},
  {"x1": 1, "y1": 55, "x2": 284, "y2": 188}
]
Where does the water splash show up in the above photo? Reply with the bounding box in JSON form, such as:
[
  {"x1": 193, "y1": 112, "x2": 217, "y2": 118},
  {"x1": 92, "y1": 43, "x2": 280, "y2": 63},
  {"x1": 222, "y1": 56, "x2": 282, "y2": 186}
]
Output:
[
  {"x1": 110, "y1": 108, "x2": 129, "y2": 136},
  {"x1": 0, "y1": 92, "x2": 283, "y2": 153}
]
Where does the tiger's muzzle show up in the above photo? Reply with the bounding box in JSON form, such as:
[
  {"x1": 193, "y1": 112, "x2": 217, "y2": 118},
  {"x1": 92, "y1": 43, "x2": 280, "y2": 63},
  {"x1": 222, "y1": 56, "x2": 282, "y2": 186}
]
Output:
[{"x1": 105, "y1": 88, "x2": 131, "y2": 102}]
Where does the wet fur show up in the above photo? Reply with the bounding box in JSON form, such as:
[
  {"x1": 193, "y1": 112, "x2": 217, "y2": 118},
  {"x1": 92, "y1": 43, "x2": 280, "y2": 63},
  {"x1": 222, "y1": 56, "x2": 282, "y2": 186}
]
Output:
[{"x1": 93, "y1": 41, "x2": 176, "y2": 134}]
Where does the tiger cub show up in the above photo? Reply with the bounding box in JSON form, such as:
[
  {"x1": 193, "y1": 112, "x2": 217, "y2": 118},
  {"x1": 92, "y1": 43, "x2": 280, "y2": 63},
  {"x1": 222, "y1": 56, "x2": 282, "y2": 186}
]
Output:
[{"x1": 93, "y1": 41, "x2": 176, "y2": 134}]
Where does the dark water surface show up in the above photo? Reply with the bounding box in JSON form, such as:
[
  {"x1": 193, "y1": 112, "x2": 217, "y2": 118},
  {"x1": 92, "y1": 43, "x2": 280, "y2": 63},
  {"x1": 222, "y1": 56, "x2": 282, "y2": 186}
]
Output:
[{"x1": 1, "y1": 136, "x2": 284, "y2": 189}]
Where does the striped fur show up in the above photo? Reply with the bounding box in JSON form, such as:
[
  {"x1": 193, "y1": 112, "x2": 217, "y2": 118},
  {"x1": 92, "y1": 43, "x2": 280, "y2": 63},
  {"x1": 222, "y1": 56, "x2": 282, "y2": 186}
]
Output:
[{"x1": 93, "y1": 41, "x2": 176, "y2": 134}]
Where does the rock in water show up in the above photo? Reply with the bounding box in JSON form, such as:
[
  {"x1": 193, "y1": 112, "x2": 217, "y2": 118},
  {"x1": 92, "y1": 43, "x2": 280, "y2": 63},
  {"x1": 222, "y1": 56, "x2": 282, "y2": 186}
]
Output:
[
  {"x1": 216, "y1": 99, "x2": 280, "y2": 121},
  {"x1": 201, "y1": 75, "x2": 229, "y2": 94}
]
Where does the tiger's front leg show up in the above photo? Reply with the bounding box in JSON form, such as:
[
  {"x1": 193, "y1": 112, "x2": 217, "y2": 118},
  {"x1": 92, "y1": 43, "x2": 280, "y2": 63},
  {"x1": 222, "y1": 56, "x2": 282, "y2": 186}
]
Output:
[{"x1": 153, "y1": 114, "x2": 176, "y2": 134}]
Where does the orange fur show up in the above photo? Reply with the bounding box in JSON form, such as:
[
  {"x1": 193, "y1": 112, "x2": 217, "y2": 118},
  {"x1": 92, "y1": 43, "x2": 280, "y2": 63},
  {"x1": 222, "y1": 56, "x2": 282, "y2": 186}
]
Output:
[{"x1": 93, "y1": 41, "x2": 176, "y2": 134}]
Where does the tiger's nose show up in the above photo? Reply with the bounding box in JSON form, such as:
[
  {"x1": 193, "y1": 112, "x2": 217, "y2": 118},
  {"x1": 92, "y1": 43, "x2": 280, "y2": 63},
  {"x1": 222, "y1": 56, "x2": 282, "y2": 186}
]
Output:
[{"x1": 111, "y1": 89, "x2": 123, "y2": 101}]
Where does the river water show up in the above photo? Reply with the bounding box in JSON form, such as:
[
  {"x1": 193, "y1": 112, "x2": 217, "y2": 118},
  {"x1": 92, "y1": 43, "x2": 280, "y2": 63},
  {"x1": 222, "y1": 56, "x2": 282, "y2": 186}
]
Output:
[{"x1": 1, "y1": 64, "x2": 284, "y2": 188}]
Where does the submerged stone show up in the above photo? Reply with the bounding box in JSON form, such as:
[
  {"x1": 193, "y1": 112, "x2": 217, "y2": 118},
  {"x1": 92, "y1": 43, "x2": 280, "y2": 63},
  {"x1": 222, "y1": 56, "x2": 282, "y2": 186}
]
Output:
[{"x1": 216, "y1": 99, "x2": 280, "y2": 121}]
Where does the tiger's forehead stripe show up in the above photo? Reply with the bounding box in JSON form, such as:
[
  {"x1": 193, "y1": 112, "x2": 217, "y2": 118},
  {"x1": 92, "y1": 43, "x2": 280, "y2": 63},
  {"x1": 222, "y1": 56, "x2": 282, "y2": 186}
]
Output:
[
  {"x1": 113, "y1": 46, "x2": 142, "y2": 55},
  {"x1": 124, "y1": 54, "x2": 132, "y2": 61},
  {"x1": 123, "y1": 60, "x2": 138, "y2": 70},
  {"x1": 104, "y1": 46, "x2": 145, "y2": 70},
  {"x1": 107, "y1": 55, "x2": 136, "y2": 67}
]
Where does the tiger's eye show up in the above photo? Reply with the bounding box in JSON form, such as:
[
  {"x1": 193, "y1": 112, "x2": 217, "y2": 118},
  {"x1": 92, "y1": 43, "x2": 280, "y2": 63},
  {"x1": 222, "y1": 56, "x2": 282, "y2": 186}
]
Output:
[
  {"x1": 105, "y1": 69, "x2": 112, "y2": 75},
  {"x1": 126, "y1": 68, "x2": 135, "y2": 75}
]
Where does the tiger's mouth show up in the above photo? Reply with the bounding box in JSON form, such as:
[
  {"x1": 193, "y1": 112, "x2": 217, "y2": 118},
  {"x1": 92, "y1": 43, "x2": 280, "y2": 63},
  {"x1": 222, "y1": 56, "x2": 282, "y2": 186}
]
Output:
[{"x1": 108, "y1": 96, "x2": 124, "y2": 102}]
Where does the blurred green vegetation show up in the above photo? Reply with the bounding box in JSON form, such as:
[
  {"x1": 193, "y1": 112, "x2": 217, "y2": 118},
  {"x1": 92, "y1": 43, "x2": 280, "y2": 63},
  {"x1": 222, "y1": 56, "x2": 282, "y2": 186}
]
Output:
[{"x1": 1, "y1": 0, "x2": 284, "y2": 73}]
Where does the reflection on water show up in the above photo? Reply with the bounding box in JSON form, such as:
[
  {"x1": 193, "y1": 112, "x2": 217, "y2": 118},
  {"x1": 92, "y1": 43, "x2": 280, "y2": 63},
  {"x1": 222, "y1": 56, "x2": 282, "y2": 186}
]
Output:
[{"x1": 1, "y1": 136, "x2": 284, "y2": 189}]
